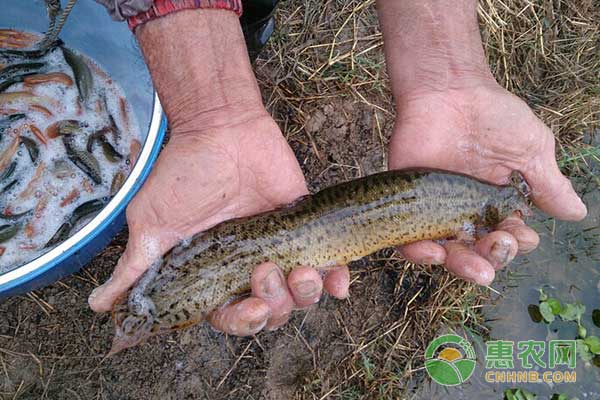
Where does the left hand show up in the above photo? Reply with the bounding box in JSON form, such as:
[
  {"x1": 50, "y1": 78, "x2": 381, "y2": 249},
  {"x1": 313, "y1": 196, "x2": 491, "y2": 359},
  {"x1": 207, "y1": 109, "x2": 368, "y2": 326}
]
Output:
[{"x1": 389, "y1": 81, "x2": 587, "y2": 285}]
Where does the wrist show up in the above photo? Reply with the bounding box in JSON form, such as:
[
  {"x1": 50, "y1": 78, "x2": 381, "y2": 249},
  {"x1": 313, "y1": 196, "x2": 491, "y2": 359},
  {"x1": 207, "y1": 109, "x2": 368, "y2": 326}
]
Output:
[
  {"x1": 377, "y1": 0, "x2": 495, "y2": 102},
  {"x1": 136, "y1": 9, "x2": 266, "y2": 134}
]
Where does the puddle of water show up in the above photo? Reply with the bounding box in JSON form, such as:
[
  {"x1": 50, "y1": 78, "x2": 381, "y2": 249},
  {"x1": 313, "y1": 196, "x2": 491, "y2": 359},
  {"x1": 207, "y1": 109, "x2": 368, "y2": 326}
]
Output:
[{"x1": 420, "y1": 163, "x2": 600, "y2": 399}]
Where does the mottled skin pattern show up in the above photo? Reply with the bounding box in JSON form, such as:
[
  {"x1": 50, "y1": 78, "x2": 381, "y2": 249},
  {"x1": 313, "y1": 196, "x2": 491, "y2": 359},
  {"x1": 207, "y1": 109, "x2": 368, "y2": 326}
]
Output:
[{"x1": 111, "y1": 169, "x2": 529, "y2": 353}]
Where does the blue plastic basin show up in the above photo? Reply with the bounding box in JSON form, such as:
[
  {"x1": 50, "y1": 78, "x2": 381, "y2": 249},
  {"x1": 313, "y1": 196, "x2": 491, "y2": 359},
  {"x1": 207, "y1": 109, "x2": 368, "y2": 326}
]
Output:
[{"x1": 0, "y1": 1, "x2": 166, "y2": 298}]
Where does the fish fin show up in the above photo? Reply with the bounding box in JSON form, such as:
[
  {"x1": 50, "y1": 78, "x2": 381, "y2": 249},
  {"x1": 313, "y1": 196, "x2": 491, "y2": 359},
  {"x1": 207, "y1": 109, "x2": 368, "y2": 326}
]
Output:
[
  {"x1": 509, "y1": 170, "x2": 531, "y2": 198},
  {"x1": 508, "y1": 171, "x2": 533, "y2": 218},
  {"x1": 280, "y1": 194, "x2": 311, "y2": 209}
]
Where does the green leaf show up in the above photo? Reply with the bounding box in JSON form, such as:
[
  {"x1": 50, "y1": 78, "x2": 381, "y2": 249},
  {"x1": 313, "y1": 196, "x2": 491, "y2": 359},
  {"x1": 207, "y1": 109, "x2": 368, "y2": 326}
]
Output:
[
  {"x1": 559, "y1": 303, "x2": 585, "y2": 322},
  {"x1": 527, "y1": 304, "x2": 543, "y2": 323},
  {"x1": 539, "y1": 302, "x2": 555, "y2": 323},
  {"x1": 578, "y1": 323, "x2": 587, "y2": 339},
  {"x1": 592, "y1": 309, "x2": 600, "y2": 328},
  {"x1": 547, "y1": 298, "x2": 562, "y2": 314},
  {"x1": 584, "y1": 336, "x2": 600, "y2": 354},
  {"x1": 576, "y1": 339, "x2": 593, "y2": 362},
  {"x1": 505, "y1": 389, "x2": 538, "y2": 400},
  {"x1": 538, "y1": 288, "x2": 548, "y2": 302}
]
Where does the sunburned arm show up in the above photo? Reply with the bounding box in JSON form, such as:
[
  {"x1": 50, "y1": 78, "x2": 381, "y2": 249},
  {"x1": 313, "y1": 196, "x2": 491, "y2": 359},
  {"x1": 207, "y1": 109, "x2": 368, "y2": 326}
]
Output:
[
  {"x1": 376, "y1": 0, "x2": 494, "y2": 101},
  {"x1": 135, "y1": 9, "x2": 269, "y2": 135}
]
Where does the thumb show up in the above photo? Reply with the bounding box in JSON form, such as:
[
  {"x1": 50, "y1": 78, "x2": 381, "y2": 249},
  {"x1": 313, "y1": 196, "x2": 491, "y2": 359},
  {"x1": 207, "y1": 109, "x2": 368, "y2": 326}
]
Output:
[
  {"x1": 88, "y1": 231, "x2": 164, "y2": 313},
  {"x1": 524, "y1": 155, "x2": 587, "y2": 221}
]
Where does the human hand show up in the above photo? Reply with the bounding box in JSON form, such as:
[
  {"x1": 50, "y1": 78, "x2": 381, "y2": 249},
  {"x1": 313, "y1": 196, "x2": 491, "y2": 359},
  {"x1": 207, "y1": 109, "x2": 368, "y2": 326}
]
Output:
[
  {"x1": 389, "y1": 82, "x2": 587, "y2": 284},
  {"x1": 87, "y1": 113, "x2": 350, "y2": 334},
  {"x1": 377, "y1": 0, "x2": 586, "y2": 285},
  {"x1": 88, "y1": 9, "x2": 350, "y2": 336}
]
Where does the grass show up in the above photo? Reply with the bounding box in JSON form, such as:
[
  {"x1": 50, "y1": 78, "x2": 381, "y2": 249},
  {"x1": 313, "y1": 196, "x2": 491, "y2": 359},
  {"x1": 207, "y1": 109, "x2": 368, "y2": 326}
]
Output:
[{"x1": 253, "y1": 0, "x2": 600, "y2": 398}]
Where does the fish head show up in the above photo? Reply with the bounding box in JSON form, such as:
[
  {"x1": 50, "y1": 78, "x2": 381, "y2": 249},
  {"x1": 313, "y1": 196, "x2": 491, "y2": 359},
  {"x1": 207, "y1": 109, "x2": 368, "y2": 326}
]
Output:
[
  {"x1": 109, "y1": 301, "x2": 156, "y2": 356},
  {"x1": 481, "y1": 186, "x2": 532, "y2": 226},
  {"x1": 57, "y1": 119, "x2": 86, "y2": 135}
]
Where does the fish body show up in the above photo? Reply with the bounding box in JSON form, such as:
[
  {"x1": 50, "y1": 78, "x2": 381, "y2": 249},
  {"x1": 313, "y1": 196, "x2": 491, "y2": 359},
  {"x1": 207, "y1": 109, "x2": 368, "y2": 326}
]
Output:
[
  {"x1": 111, "y1": 169, "x2": 530, "y2": 353},
  {"x1": 62, "y1": 132, "x2": 103, "y2": 184},
  {"x1": 44, "y1": 198, "x2": 107, "y2": 248},
  {"x1": 61, "y1": 47, "x2": 93, "y2": 102}
]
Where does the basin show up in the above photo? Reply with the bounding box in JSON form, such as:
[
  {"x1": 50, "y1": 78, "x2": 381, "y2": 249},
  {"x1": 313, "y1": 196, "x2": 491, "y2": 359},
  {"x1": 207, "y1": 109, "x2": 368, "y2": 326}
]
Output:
[{"x1": 0, "y1": 0, "x2": 166, "y2": 297}]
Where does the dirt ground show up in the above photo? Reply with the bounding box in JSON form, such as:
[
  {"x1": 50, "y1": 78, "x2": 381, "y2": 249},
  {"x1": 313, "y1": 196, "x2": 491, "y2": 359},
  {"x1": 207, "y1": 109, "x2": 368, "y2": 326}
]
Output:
[{"x1": 1, "y1": 0, "x2": 598, "y2": 399}]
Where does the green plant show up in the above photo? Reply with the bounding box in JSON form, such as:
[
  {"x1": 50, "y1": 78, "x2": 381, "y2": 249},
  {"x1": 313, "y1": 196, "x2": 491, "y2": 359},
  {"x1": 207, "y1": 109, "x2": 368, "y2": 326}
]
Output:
[
  {"x1": 528, "y1": 289, "x2": 600, "y2": 363},
  {"x1": 503, "y1": 388, "x2": 537, "y2": 400},
  {"x1": 503, "y1": 389, "x2": 578, "y2": 400}
]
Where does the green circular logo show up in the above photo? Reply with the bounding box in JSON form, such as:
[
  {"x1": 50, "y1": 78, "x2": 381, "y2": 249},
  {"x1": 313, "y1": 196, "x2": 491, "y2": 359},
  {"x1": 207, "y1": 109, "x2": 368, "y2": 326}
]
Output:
[{"x1": 424, "y1": 334, "x2": 476, "y2": 386}]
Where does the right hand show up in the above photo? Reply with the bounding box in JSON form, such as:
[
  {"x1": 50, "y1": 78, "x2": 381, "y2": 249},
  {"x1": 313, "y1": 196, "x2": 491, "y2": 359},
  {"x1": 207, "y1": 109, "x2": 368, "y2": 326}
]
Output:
[{"x1": 88, "y1": 112, "x2": 350, "y2": 335}]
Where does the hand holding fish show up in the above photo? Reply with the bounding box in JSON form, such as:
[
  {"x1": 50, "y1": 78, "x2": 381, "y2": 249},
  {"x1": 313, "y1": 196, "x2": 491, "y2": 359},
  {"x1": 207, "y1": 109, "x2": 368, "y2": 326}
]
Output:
[
  {"x1": 388, "y1": 84, "x2": 586, "y2": 285},
  {"x1": 88, "y1": 11, "x2": 350, "y2": 336},
  {"x1": 378, "y1": 0, "x2": 587, "y2": 285},
  {"x1": 88, "y1": 113, "x2": 351, "y2": 336}
]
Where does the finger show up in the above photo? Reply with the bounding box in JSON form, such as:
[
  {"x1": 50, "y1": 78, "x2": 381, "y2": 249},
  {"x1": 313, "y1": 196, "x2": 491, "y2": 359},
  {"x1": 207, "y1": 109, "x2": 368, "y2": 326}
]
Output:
[
  {"x1": 209, "y1": 297, "x2": 271, "y2": 336},
  {"x1": 323, "y1": 265, "x2": 350, "y2": 299},
  {"x1": 287, "y1": 266, "x2": 323, "y2": 308},
  {"x1": 444, "y1": 242, "x2": 495, "y2": 285},
  {"x1": 251, "y1": 262, "x2": 294, "y2": 330},
  {"x1": 524, "y1": 150, "x2": 586, "y2": 221},
  {"x1": 496, "y1": 213, "x2": 540, "y2": 254},
  {"x1": 88, "y1": 233, "x2": 162, "y2": 312},
  {"x1": 399, "y1": 241, "x2": 446, "y2": 265},
  {"x1": 474, "y1": 231, "x2": 518, "y2": 270}
]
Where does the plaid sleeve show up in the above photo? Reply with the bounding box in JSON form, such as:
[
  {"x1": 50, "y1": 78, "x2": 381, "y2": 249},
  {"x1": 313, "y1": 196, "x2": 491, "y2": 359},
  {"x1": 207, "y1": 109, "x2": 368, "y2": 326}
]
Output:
[
  {"x1": 126, "y1": 0, "x2": 243, "y2": 31},
  {"x1": 94, "y1": 0, "x2": 154, "y2": 21}
]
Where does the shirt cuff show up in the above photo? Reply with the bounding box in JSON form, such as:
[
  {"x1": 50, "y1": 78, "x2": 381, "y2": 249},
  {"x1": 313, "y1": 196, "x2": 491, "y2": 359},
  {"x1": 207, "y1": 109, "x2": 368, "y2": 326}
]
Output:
[{"x1": 127, "y1": 0, "x2": 243, "y2": 31}]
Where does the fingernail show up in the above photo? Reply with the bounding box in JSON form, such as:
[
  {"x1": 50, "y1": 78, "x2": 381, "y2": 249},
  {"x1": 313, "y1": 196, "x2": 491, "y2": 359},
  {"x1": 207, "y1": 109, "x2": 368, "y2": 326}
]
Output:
[
  {"x1": 261, "y1": 268, "x2": 285, "y2": 298},
  {"x1": 475, "y1": 268, "x2": 494, "y2": 285},
  {"x1": 331, "y1": 282, "x2": 349, "y2": 299},
  {"x1": 490, "y1": 240, "x2": 513, "y2": 267},
  {"x1": 247, "y1": 318, "x2": 267, "y2": 333},
  {"x1": 424, "y1": 255, "x2": 445, "y2": 265},
  {"x1": 293, "y1": 280, "x2": 318, "y2": 298},
  {"x1": 267, "y1": 312, "x2": 291, "y2": 331},
  {"x1": 568, "y1": 190, "x2": 587, "y2": 217},
  {"x1": 88, "y1": 277, "x2": 112, "y2": 307},
  {"x1": 461, "y1": 264, "x2": 493, "y2": 285},
  {"x1": 518, "y1": 236, "x2": 539, "y2": 254}
]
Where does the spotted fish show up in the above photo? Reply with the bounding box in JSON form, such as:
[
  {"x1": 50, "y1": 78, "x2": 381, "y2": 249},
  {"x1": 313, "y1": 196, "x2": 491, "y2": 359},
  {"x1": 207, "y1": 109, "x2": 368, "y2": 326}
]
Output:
[{"x1": 110, "y1": 169, "x2": 531, "y2": 354}]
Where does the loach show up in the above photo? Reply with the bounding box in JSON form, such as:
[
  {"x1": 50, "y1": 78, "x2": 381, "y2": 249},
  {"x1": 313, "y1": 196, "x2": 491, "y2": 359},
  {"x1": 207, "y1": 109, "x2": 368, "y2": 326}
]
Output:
[{"x1": 110, "y1": 168, "x2": 531, "y2": 354}]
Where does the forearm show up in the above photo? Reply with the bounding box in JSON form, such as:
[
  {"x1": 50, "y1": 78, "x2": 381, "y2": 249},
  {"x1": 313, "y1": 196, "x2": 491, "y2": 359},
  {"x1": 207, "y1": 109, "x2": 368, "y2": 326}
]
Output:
[
  {"x1": 377, "y1": 0, "x2": 494, "y2": 101},
  {"x1": 136, "y1": 9, "x2": 266, "y2": 135}
]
